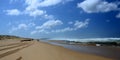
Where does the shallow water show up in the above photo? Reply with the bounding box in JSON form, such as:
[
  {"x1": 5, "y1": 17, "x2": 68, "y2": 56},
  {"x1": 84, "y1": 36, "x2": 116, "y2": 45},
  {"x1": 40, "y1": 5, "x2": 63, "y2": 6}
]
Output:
[{"x1": 41, "y1": 40, "x2": 120, "y2": 60}]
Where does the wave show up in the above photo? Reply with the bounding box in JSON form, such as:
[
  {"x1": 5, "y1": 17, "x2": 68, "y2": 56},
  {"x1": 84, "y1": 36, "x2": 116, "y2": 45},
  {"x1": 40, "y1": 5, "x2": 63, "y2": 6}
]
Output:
[{"x1": 50, "y1": 38, "x2": 120, "y2": 42}]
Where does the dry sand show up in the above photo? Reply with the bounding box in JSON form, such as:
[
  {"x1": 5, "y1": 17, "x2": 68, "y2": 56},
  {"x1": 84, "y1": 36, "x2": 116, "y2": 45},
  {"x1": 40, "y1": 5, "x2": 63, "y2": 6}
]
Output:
[{"x1": 0, "y1": 40, "x2": 113, "y2": 60}]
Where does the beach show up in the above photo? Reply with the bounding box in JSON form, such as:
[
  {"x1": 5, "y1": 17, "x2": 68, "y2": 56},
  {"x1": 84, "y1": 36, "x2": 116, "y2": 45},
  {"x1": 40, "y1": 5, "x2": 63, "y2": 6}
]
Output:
[{"x1": 0, "y1": 40, "x2": 113, "y2": 60}]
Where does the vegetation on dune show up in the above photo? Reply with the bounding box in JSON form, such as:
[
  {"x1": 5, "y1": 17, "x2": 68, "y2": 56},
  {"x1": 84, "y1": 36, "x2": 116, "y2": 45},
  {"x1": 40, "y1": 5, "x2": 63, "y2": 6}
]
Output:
[
  {"x1": 0, "y1": 35, "x2": 20, "y2": 40},
  {"x1": 0, "y1": 35, "x2": 30, "y2": 40}
]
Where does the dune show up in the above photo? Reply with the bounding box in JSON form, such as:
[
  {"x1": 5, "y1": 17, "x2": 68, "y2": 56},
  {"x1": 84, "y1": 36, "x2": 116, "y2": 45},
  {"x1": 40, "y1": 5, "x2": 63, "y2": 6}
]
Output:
[{"x1": 0, "y1": 41, "x2": 113, "y2": 60}]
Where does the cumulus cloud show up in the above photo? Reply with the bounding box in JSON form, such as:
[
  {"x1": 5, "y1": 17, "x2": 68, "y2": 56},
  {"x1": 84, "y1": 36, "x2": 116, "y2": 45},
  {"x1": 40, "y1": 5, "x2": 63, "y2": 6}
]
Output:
[
  {"x1": 25, "y1": 9, "x2": 46, "y2": 17},
  {"x1": 25, "y1": 0, "x2": 41, "y2": 11},
  {"x1": 5, "y1": 9, "x2": 21, "y2": 15},
  {"x1": 36, "y1": 20, "x2": 63, "y2": 30},
  {"x1": 24, "y1": 0, "x2": 73, "y2": 17},
  {"x1": 17, "y1": 24, "x2": 28, "y2": 30},
  {"x1": 38, "y1": 0, "x2": 62, "y2": 7},
  {"x1": 24, "y1": 0, "x2": 47, "y2": 17},
  {"x1": 31, "y1": 19, "x2": 90, "y2": 34},
  {"x1": 31, "y1": 20, "x2": 63, "y2": 34},
  {"x1": 77, "y1": 0, "x2": 118, "y2": 13},
  {"x1": 9, "y1": 23, "x2": 35, "y2": 33},
  {"x1": 44, "y1": 14, "x2": 54, "y2": 20},
  {"x1": 25, "y1": 0, "x2": 73, "y2": 8},
  {"x1": 6, "y1": 0, "x2": 73, "y2": 17},
  {"x1": 52, "y1": 19, "x2": 90, "y2": 32},
  {"x1": 10, "y1": 24, "x2": 27, "y2": 33},
  {"x1": 74, "y1": 19, "x2": 89, "y2": 30},
  {"x1": 31, "y1": 31, "x2": 38, "y2": 35}
]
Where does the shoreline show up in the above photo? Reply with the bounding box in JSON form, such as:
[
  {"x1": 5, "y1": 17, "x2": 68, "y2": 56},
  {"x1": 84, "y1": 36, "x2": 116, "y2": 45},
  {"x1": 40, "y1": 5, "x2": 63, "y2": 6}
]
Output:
[
  {"x1": 44, "y1": 40, "x2": 120, "y2": 60},
  {"x1": 0, "y1": 40, "x2": 114, "y2": 60}
]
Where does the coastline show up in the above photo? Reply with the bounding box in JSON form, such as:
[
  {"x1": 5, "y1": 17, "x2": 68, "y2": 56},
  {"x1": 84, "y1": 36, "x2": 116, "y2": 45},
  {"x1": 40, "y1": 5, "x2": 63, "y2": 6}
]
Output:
[{"x1": 0, "y1": 40, "x2": 113, "y2": 60}]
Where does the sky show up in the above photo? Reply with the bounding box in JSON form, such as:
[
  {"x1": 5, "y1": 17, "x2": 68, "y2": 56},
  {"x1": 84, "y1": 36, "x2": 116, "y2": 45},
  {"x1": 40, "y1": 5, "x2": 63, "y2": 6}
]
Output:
[{"x1": 0, "y1": 0, "x2": 120, "y2": 39}]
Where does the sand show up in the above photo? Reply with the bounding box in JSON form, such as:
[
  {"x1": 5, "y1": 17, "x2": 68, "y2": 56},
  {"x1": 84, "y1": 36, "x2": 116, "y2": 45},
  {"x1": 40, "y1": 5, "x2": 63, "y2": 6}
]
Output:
[{"x1": 0, "y1": 40, "x2": 113, "y2": 60}]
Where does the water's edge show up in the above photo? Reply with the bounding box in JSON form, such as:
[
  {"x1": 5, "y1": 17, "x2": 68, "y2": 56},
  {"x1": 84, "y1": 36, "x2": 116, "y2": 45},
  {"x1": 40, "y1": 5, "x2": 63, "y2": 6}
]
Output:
[{"x1": 40, "y1": 40, "x2": 120, "y2": 60}]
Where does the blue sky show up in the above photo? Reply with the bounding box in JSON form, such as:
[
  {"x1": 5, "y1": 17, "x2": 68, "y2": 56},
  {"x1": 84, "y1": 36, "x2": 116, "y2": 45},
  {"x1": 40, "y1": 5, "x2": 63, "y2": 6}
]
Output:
[{"x1": 0, "y1": 0, "x2": 120, "y2": 39}]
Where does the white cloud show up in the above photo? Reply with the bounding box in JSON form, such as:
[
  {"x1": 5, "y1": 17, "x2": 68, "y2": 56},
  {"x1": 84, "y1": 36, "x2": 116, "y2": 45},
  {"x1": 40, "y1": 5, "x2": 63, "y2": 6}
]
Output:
[
  {"x1": 38, "y1": 0, "x2": 62, "y2": 7},
  {"x1": 7, "y1": 0, "x2": 73, "y2": 17},
  {"x1": 77, "y1": 0, "x2": 118, "y2": 13},
  {"x1": 52, "y1": 19, "x2": 90, "y2": 32},
  {"x1": 25, "y1": 0, "x2": 40, "y2": 11},
  {"x1": 18, "y1": 24, "x2": 28, "y2": 30},
  {"x1": 31, "y1": 20, "x2": 63, "y2": 34},
  {"x1": 24, "y1": 0, "x2": 73, "y2": 17},
  {"x1": 31, "y1": 19, "x2": 90, "y2": 34},
  {"x1": 25, "y1": 0, "x2": 73, "y2": 8},
  {"x1": 24, "y1": 0, "x2": 47, "y2": 17},
  {"x1": 5, "y1": 9, "x2": 21, "y2": 15},
  {"x1": 31, "y1": 31, "x2": 37, "y2": 35},
  {"x1": 36, "y1": 20, "x2": 63, "y2": 30},
  {"x1": 25, "y1": 9, "x2": 46, "y2": 17},
  {"x1": 10, "y1": 24, "x2": 27, "y2": 33},
  {"x1": 9, "y1": 22, "x2": 35, "y2": 33},
  {"x1": 24, "y1": 0, "x2": 69, "y2": 18},
  {"x1": 44, "y1": 14, "x2": 54, "y2": 20},
  {"x1": 74, "y1": 19, "x2": 89, "y2": 30},
  {"x1": 116, "y1": 13, "x2": 120, "y2": 18}
]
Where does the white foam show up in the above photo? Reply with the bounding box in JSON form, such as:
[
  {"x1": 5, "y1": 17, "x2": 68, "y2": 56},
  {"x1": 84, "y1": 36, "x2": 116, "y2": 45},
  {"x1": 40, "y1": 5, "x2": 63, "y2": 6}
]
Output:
[{"x1": 50, "y1": 38, "x2": 120, "y2": 42}]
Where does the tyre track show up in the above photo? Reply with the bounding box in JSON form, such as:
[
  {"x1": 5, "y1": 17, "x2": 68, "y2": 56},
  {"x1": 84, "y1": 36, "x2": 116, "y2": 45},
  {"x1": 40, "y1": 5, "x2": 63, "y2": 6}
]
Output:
[
  {"x1": 0, "y1": 43, "x2": 26, "y2": 51},
  {"x1": 0, "y1": 41, "x2": 33, "y2": 59}
]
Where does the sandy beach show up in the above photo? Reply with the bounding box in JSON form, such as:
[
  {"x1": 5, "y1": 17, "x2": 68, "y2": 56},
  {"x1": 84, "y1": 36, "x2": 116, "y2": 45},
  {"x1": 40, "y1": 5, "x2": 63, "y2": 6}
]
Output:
[{"x1": 0, "y1": 40, "x2": 113, "y2": 60}]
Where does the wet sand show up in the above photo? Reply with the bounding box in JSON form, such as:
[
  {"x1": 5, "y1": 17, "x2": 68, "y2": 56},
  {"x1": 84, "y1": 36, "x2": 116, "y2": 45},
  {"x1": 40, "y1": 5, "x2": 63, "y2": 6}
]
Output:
[
  {"x1": 46, "y1": 41, "x2": 120, "y2": 60},
  {"x1": 0, "y1": 40, "x2": 113, "y2": 60}
]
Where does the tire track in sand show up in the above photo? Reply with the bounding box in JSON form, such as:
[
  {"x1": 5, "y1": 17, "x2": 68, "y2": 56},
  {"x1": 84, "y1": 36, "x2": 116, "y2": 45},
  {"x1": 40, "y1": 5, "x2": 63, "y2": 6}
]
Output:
[{"x1": 0, "y1": 42, "x2": 33, "y2": 59}]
